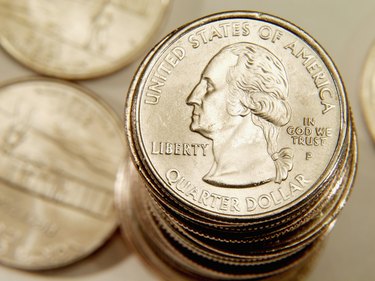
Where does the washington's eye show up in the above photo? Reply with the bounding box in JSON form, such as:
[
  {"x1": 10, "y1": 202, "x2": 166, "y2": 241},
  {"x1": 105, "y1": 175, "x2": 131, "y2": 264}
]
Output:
[{"x1": 205, "y1": 79, "x2": 215, "y2": 93}]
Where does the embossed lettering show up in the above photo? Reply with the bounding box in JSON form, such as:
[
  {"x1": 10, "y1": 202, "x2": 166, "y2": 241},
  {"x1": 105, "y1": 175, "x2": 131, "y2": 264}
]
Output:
[
  {"x1": 258, "y1": 25, "x2": 283, "y2": 43},
  {"x1": 284, "y1": 41, "x2": 336, "y2": 114},
  {"x1": 188, "y1": 22, "x2": 251, "y2": 49},
  {"x1": 151, "y1": 142, "x2": 209, "y2": 156},
  {"x1": 245, "y1": 174, "x2": 310, "y2": 213},
  {"x1": 306, "y1": 152, "x2": 312, "y2": 160},
  {"x1": 145, "y1": 47, "x2": 186, "y2": 104},
  {"x1": 303, "y1": 117, "x2": 315, "y2": 126},
  {"x1": 287, "y1": 118, "x2": 333, "y2": 146},
  {"x1": 166, "y1": 169, "x2": 241, "y2": 213}
]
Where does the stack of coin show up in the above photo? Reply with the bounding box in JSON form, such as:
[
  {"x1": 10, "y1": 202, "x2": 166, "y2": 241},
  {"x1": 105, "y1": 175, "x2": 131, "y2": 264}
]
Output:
[{"x1": 117, "y1": 11, "x2": 358, "y2": 280}]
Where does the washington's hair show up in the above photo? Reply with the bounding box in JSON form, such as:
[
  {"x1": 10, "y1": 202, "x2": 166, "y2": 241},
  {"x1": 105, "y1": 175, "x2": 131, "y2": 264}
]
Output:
[{"x1": 222, "y1": 42, "x2": 293, "y2": 183}]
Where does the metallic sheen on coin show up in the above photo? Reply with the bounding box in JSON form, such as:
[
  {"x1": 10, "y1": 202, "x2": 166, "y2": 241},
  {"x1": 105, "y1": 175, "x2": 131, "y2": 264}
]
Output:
[
  {"x1": 0, "y1": 0, "x2": 170, "y2": 79},
  {"x1": 121, "y1": 11, "x2": 357, "y2": 281},
  {"x1": 127, "y1": 11, "x2": 348, "y2": 220},
  {"x1": 0, "y1": 77, "x2": 124, "y2": 270}
]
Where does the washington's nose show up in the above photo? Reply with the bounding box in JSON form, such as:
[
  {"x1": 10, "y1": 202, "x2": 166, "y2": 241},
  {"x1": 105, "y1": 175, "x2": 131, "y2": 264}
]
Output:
[{"x1": 186, "y1": 81, "x2": 204, "y2": 106}]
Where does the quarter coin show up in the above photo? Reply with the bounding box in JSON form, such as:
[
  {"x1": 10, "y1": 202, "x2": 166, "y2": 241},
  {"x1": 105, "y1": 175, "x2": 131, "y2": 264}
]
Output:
[
  {"x1": 127, "y1": 11, "x2": 348, "y2": 220},
  {"x1": 120, "y1": 10, "x2": 357, "y2": 281}
]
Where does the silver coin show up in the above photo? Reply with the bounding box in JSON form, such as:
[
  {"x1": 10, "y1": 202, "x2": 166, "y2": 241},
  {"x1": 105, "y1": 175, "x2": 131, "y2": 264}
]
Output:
[
  {"x1": 115, "y1": 158, "x2": 196, "y2": 281},
  {"x1": 145, "y1": 127, "x2": 352, "y2": 233},
  {"x1": 120, "y1": 10, "x2": 357, "y2": 281},
  {"x1": 0, "y1": 0, "x2": 170, "y2": 79},
  {"x1": 126, "y1": 11, "x2": 349, "y2": 220},
  {"x1": 0, "y1": 77, "x2": 125, "y2": 270},
  {"x1": 147, "y1": 133, "x2": 355, "y2": 259},
  {"x1": 361, "y1": 41, "x2": 375, "y2": 143},
  {"x1": 117, "y1": 168, "x2": 334, "y2": 280}
]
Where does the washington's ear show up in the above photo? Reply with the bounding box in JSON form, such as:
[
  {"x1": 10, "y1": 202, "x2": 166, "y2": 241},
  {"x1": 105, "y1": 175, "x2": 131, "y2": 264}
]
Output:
[
  {"x1": 239, "y1": 107, "x2": 251, "y2": 117},
  {"x1": 226, "y1": 90, "x2": 254, "y2": 117},
  {"x1": 246, "y1": 92, "x2": 291, "y2": 127},
  {"x1": 226, "y1": 101, "x2": 251, "y2": 117}
]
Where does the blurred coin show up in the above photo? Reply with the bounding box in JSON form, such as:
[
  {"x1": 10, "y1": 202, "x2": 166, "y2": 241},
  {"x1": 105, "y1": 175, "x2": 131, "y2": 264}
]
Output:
[
  {"x1": 0, "y1": 0, "x2": 170, "y2": 79},
  {"x1": 0, "y1": 77, "x2": 125, "y2": 270},
  {"x1": 361, "y1": 41, "x2": 375, "y2": 143},
  {"x1": 115, "y1": 158, "x2": 195, "y2": 281}
]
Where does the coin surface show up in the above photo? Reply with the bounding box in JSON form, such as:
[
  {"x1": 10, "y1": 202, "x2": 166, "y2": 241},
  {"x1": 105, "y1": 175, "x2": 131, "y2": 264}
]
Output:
[
  {"x1": 0, "y1": 77, "x2": 124, "y2": 270},
  {"x1": 361, "y1": 41, "x2": 375, "y2": 143},
  {"x1": 0, "y1": 0, "x2": 170, "y2": 79},
  {"x1": 127, "y1": 11, "x2": 348, "y2": 220},
  {"x1": 121, "y1": 11, "x2": 357, "y2": 281}
]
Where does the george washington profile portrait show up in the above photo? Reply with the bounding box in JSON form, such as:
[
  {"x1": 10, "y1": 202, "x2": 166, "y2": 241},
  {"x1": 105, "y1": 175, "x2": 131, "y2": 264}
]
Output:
[{"x1": 186, "y1": 42, "x2": 293, "y2": 188}]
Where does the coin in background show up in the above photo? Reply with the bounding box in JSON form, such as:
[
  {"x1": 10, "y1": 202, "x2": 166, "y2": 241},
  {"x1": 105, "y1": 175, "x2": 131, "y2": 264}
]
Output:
[
  {"x1": 0, "y1": 0, "x2": 170, "y2": 79},
  {"x1": 0, "y1": 77, "x2": 125, "y2": 270},
  {"x1": 361, "y1": 41, "x2": 375, "y2": 143}
]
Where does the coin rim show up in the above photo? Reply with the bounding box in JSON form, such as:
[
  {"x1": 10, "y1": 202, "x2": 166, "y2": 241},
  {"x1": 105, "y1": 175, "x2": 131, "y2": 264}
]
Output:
[
  {"x1": 126, "y1": 10, "x2": 349, "y2": 220},
  {"x1": 0, "y1": 76, "x2": 124, "y2": 270},
  {"x1": 0, "y1": 0, "x2": 171, "y2": 80}
]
